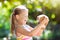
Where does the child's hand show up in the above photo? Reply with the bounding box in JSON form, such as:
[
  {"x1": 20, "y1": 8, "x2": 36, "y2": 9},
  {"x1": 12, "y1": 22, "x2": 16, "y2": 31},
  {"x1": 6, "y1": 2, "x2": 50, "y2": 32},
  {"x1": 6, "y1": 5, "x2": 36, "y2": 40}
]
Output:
[{"x1": 37, "y1": 14, "x2": 49, "y2": 26}]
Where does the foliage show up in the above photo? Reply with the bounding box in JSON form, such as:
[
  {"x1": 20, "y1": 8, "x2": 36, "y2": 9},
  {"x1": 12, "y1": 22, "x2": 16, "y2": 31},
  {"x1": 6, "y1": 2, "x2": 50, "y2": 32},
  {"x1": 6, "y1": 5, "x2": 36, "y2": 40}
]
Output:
[{"x1": 0, "y1": 0, "x2": 60, "y2": 40}]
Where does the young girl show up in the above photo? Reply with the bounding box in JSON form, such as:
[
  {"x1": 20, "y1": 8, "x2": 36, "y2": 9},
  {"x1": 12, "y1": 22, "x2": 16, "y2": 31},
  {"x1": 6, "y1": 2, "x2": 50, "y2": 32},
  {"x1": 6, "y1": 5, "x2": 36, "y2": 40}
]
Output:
[{"x1": 11, "y1": 5, "x2": 49, "y2": 40}]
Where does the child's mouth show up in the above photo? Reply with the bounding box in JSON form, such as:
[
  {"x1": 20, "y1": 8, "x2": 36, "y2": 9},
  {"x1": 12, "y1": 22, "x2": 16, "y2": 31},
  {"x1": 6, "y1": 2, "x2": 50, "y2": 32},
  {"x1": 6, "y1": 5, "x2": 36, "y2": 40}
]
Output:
[{"x1": 25, "y1": 20, "x2": 26, "y2": 21}]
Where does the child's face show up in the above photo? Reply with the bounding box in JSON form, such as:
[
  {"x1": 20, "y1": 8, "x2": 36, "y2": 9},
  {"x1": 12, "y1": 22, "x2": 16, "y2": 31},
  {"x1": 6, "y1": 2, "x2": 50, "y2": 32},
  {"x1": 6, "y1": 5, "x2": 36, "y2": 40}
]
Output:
[{"x1": 16, "y1": 11, "x2": 28, "y2": 25}]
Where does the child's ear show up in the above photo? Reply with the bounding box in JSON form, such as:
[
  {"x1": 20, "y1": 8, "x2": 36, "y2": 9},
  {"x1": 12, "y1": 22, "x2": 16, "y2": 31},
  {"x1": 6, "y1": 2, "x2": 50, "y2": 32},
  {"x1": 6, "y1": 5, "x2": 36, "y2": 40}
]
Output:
[{"x1": 16, "y1": 15, "x2": 19, "y2": 20}]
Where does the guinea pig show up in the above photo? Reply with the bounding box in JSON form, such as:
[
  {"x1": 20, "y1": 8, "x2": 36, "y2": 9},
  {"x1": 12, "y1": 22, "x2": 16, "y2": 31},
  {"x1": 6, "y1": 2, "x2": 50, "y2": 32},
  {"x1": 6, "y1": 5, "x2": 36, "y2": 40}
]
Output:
[{"x1": 37, "y1": 14, "x2": 49, "y2": 23}]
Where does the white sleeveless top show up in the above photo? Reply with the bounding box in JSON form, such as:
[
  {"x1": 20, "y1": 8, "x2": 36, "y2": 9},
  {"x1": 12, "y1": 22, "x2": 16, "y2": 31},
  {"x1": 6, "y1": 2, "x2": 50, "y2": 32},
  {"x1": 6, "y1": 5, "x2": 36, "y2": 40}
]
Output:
[{"x1": 13, "y1": 24, "x2": 33, "y2": 40}]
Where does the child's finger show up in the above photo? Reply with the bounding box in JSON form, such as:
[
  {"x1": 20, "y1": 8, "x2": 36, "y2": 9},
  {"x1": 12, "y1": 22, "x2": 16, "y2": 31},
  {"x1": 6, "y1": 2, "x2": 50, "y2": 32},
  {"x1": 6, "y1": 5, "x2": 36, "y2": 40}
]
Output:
[
  {"x1": 45, "y1": 21, "x2": 49, "y2": 26},
  {"x1": 40, "y1": 18, "x2": 47, "y2": 24},
  {"x1": 44, "y1": 18, "x2": 49, "y2": 26}
]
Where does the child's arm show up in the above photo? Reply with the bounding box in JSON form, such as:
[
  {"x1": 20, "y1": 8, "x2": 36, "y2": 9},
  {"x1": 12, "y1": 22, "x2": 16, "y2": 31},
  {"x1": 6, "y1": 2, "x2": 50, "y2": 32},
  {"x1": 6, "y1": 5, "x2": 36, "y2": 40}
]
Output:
[
  {"x1": 16, "y1": 24, "x2": 45, "y2": 37},
  {"x1": 29, "y1": 22, "x2": 48, "y2": 36},
  {"x1": 16, "y1": 17, "x2": 49, "y2": 37},
  {"x1": 27, "y1": 15, "x2": 49, "y2": 36},
  {"x1": 29, "y1": 26, "x2": 42, "y2": 36}
]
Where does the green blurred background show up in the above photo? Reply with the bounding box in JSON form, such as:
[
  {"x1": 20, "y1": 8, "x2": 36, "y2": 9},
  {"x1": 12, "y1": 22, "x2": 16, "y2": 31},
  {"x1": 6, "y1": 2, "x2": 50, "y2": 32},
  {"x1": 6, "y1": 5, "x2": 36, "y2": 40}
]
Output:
[{"x1": 0, "y1": 0, "x2": 60, "y2": 40}]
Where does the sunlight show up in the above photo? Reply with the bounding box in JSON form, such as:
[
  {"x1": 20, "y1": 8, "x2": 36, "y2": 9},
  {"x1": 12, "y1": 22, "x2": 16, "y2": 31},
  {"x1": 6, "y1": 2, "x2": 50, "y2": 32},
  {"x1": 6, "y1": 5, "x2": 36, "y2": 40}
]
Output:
[
  {"x1": 51, "y1": 0, "x2": 60, "y2": 8},
  {"x1": 4, "y1": 0, "x2": 7, "y2": 4},
  {"x1": 0, "y1": 2, "x2": 2, "y2": 7},
  {"x1": 39, "y1": 0, "x2": 43, "y2": 2},
  {"x1": 51, "y1": 0, "x2": 57, "y2": 8}
]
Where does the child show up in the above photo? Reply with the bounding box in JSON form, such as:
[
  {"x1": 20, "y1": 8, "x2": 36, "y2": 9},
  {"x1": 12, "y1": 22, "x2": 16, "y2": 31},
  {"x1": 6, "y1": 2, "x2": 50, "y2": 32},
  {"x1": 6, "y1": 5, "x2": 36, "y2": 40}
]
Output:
[{"x1": 11, "y1": 5, "x2": 49, "y2": 40}]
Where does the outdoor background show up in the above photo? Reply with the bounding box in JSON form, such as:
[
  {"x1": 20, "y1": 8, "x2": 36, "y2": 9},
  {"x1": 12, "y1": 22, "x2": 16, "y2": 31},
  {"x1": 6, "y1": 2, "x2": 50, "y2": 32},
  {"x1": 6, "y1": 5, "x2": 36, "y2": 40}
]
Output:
[{"x1": 0, "y1": 0, "x2": 60, "y2": 40}]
